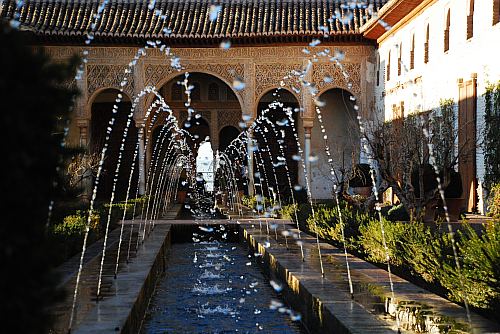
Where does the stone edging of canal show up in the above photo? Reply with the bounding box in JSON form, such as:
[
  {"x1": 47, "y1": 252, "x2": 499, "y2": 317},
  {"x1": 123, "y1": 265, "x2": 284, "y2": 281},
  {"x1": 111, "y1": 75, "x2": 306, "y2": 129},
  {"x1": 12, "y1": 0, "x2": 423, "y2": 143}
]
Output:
[{"x1": 241, "y1": 223, "x2": 500, "y2": 334}]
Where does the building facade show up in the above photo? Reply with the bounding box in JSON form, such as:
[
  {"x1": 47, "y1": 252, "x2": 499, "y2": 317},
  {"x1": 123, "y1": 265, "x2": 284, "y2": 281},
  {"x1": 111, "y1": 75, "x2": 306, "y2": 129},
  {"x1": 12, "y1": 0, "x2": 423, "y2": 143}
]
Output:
[
  {"x1": 364, "y1": 0, "x2": 500, "y2": 214},
  {"x1": 2, "y1": 0, "x2": 498, "y2": 208}
]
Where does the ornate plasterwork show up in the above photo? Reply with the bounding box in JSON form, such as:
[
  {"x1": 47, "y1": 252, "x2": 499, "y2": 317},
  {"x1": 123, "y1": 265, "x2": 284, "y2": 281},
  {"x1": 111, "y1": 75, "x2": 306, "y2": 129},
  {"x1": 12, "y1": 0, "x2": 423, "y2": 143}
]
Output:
[
  {"x1": 43, "y1": 45, "x2": 372, "y2": 63},
  {"x1": 218, "y1": 109, "x2": 242, "y2": 129},
  {"x1": 144, "y1": 63, "x2": 245, "y2": 100},
  {"x1": 312, "y1": 62, "x2": 361, "y2": 95},
  {"x1": 86, "y1": 64, "x2": 135, "y2": 97},
  {"x1": 254, "y1": 63, "x2": 302, "y2": 98}
]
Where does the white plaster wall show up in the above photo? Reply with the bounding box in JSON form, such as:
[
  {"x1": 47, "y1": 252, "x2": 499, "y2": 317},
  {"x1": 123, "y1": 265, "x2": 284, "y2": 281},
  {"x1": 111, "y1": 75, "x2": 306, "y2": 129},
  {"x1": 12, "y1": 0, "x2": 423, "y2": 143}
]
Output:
[
  {"x1": 375, "y1": 0, "x2": 500, "y2": 194},
  {"x1": 310, "y1": 89, "x2": 359, "y2": 199}
]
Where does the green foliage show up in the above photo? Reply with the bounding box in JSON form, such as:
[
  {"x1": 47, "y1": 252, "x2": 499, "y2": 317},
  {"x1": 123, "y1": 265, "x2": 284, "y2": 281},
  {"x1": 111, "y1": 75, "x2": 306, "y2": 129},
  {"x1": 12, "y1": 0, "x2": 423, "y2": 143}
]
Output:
[
  {"x1": 484, "y1": 82, "x2": 500, "y2": 190},
  {"x1": 398, "y1": 222, "x2": 454, "y2": 284},
  {"x1": 306, "y1": 203, "x2": 369, "y2": 245},
  {"x1": 487, "y1": 183, "x2": 500, "y2": 218},
  {"x1": 357, "y1": 218, "x2": 406, "y2": 266},
  {"x1": 281, "y1": 203, "x2": 313, "y2": 230},
  {"x1": 0, "y1": 22, "x2": 79, "y2": 332},
  {"x1": 53, "y1": 211, "x2": 100, "y2": 237},
  {"x1": 386, "y1": 203, "x2": 410, "y2": 221},
  {"x1": 432, "y1": 99, "x2": 456, "y2": 170},
  {"x1": 241, "y1": 195, "x2": 275, "y2": 210},
  {"x1": 455, "y1": 222, "x2": 500, "y2": 310}
]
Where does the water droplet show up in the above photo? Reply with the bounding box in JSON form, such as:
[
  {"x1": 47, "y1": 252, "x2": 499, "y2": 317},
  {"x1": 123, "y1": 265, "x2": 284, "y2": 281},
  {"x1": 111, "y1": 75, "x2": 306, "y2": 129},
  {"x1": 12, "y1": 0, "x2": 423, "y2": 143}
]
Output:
[
  {"x1": 232, "y1": 77, "x2": 246, "y2": 91},
  {"x1": 309, "y1": 39, "x2": 321, "y2": 47},
  {"x1": 209, "y1": 5, "x2": 222, "y2": 21},
  {"x1": 219, "y1": 40, "x2": 231, "y2": 50}
]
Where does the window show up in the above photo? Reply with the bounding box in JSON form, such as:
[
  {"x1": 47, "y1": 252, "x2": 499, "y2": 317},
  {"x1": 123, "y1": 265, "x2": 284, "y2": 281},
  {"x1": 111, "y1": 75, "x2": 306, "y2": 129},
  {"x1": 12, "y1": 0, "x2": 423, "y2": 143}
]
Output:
[
  {"x1": 191, "y1": 82, "x2": 201, "y2": 101},
  {"x1": 410, "y1": 34, "x2": 415, "y2": 69},
  {"x1": 386, "y1": 51, "x2": 391, "y2": 81},
  {"x1": 424, "y1": 24, "x2": 430, "y2": 63},
  {"x1": 467, "y1": 0, "x2": 474, "y2": 39},
  {"x1": 208, "y1": 82, "x2": 219, "y2": 101},
  {"x1": 494, "y1": 0, "x2": 500, "y2": 25},
  {"x1": 444, "y1": 9, "x2": 450, "y2": 52},
  {"x1": 398, "y1": 42, "x2": 402, "y2": 76},
  {"x1": 376, "y1": 55, "x2": 380, "y2": 86}
]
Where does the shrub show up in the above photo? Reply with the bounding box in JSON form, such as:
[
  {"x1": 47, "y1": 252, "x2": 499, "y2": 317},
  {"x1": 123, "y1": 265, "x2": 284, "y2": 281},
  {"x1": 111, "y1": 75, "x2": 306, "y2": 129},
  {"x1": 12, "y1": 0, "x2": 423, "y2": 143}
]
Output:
[
  {"x1": 487, "y1": 183, "x2": 500, "y2": 218},
  {"x1": 357, "y1": 218, "x2": 406, "y2": 266},
  {"x1": 454, "y1": 222, "x2": 500, "y2": 311},
  {"x1": 398, "y1": 222, "x2": 453, "y2": 284},
  {"x1": 307, "y1": 203, "x2": 370, "y2": 247},
  {"x1": 54, "y1": 211, "x2": 100, "y2": 237},
  {"x1": 386, "y1": 203, "x2": 410, "y2": 221}
]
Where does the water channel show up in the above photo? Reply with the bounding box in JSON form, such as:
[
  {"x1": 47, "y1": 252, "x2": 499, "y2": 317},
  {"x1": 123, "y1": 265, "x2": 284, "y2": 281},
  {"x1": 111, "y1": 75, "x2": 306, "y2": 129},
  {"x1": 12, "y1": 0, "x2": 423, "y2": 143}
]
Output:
[{"x1": 141, "y1": 226, "x2": 306, "y2": 334}]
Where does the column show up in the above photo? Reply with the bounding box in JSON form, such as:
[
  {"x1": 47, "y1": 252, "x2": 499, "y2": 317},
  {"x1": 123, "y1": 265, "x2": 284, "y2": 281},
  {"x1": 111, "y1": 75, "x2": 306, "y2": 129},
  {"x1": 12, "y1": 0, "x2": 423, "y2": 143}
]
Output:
[
  {"x1": 137, "y1": 122, "x2": 146, "y2": 196},
  {"x1": 247, "y1": 131, "x2": 255, "y2": 197},
  {"x1": 76, "y1": 119, "x2": 89, "y2": 147},
  {"x1": 304, "y1": 126, "x2": 312, "y2": 184}
]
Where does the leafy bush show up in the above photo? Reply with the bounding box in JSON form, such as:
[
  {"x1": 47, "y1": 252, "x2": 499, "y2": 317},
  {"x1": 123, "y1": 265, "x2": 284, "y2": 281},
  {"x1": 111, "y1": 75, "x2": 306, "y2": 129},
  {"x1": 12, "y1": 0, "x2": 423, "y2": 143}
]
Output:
[
  {"x1": 357, "y1": 218, "x2": 406, "y2": 266},
  {"x1": 53, "y1": 211, "x2": 100, "y2": 237},
  {"x1": 487, "y1": 183, "x2": 500, "y2": 218},
  {"x1": 455, "y1": 222, "x2": 500, "y2": 311},
  {"x1": 398, "y1": 222, "x2": 453, "y2": 284},
  {"x1": 386, "y1": 203, "x2": 410, "y2": 221},
  {"x1": 1, "y1": 22, "x2": 78, "y2": 332},
  {"x1": 307, "y1": 203, "x2": 371, "y2": 245}
]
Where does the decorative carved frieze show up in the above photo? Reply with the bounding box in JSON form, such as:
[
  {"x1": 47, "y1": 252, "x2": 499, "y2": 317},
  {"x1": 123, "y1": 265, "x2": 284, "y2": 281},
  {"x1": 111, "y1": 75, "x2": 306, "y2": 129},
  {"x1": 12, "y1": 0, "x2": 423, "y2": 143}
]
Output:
[
  {"x1": 312, "y1": 62, "x2": 362, "y2": 95},
  {"x1": 218, "y1": 109, "x2": 242, "y2": 129},
  {"x1": 144, "y1": 63, "x2": 245, "y2": 100},
  {"x1": 255, "y1": 63, "x2": 302, "y2": 98},
  {"x1": 43, "y1": 45, "x2": 372, "y2": 62},
  {"x1": 86, "y1": 64, "x2": 135, "y2": 97}
]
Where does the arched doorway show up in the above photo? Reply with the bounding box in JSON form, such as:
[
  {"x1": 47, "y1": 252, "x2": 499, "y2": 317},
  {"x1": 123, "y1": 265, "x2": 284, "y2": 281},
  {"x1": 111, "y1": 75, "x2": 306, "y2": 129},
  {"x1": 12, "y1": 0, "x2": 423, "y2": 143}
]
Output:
[
  {"x1": 256, "y1": 89, "x2": 299, "y2": 202},
  {"x1": 183, "y1": 117, "x2": 210, "y2": 155},
  {"x1": 219, "y1": 126, "x2": 240, "y2": 152},
  {"x1": 310, "y1": 88, "x2": 360, "y2": 199},
  {"x1": 90, "y1": 89, "x2": 138, "y2": 200},
  {"x1": 196, "y1": 141, "x2": 215, "y2": 192},
  {"x1": 155, "y1": 72, "x2": 242, "y2": 152}
]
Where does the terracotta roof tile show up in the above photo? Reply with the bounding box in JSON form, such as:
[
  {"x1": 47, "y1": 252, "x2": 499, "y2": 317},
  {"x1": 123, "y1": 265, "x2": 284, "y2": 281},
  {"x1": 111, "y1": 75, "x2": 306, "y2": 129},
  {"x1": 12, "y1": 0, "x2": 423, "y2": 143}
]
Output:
[{"x1": 2, "y1": 0, "x2": 388, "y2": 43}]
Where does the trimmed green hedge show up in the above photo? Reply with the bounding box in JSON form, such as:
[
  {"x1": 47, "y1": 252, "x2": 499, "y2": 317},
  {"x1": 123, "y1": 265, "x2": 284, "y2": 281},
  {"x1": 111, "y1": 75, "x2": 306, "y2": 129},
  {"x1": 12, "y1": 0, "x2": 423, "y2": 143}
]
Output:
[{"x1": 281, "y1": 203, "x2": 500, "y2": 317}]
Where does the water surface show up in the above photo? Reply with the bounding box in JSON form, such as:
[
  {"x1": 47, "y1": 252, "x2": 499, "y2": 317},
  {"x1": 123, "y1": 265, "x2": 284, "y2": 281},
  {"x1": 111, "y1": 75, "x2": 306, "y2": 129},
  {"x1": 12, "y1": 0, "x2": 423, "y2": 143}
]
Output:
[{"x1": 142, "y1": 237, "x2": 305, "y2": 334}]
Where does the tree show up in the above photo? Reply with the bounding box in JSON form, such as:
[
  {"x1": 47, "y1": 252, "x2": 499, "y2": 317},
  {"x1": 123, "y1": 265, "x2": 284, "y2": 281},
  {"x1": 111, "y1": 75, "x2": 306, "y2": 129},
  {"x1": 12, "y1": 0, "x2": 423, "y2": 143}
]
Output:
[
  {"x1": 0, "y1": 22, "x2": 78, "y2": 332},
  {"x1": 362, "y1": 99, "x2": 472, "y2": 220}
]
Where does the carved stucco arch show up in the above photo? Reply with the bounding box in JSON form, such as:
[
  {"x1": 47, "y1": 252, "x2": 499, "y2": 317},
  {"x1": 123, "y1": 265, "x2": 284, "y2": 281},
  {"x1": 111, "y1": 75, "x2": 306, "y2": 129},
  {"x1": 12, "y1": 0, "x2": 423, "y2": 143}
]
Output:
[
  {"x1": 85, "y1": 87, "x2": 133, "y2": 121},
  {"x1": 254, "y1": 87, "x2": 303, "y2": 118},
  {"x1": 312, "y1": 62, "x2": 361, "y2": 98},
  {"x1": 143, "y1": 67, "x2": 245, "y2": 116},
  {"x1": 317, "y1": 86, "x2": 358, "y2": 100}
]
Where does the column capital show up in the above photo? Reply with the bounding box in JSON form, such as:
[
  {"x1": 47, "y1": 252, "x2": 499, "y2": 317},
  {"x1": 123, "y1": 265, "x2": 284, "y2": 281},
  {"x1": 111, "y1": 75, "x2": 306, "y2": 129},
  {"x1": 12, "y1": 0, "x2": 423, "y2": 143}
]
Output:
[
  {"x1": 302, "y1": 117, "x2": 314, "y2": 129},
  {"x1": 76, "y1": 118, "x2": 89, "y2": 128},
  {"x1": 135, "y1": 119, "x2": 146, "y2": 129}
]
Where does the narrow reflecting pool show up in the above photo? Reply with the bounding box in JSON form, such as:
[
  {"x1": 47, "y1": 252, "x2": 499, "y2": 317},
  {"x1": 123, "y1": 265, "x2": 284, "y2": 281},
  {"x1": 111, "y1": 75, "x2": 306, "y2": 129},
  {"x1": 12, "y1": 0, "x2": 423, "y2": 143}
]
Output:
[{"x1": 142, "y1": 237, "x2": 305, "y2": 334}]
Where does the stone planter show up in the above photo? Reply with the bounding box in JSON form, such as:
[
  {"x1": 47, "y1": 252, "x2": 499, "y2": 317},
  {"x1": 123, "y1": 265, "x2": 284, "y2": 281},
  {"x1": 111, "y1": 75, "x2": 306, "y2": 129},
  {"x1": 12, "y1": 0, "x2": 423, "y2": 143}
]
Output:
[
  {"x1": 445, "y1": 198, "x2": 465, "y2": 222},
  {"x1": 177, "y1": 190, "x2": 187, "y2": 204},
  {"x1": 352, "y1": 186, "x2": 372, "y2": 197},
  {"x1": 423, "y1": 200, "x2": 438, "y2": 223}
]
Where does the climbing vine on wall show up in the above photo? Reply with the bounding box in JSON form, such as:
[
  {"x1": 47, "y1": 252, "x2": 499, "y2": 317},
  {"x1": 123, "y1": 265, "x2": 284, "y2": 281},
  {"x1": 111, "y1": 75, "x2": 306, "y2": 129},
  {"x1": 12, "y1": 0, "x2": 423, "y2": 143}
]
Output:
[{"x1": 484, "y1": 82, "x2": 500, "y2": 190}]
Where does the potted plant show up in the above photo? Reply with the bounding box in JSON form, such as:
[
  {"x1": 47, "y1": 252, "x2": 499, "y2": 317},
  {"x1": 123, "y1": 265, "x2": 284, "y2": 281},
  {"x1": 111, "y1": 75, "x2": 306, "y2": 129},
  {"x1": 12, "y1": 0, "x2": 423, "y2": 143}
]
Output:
[
  {"x1": 177, "y1": 176, "x2": 188, "y2": 204},
  {"x1": 442, "y1": 170, "x2": 464, "y2": 221},
  {"x1": 349, "y1": 163, "x2": 372, "y2": 197}
]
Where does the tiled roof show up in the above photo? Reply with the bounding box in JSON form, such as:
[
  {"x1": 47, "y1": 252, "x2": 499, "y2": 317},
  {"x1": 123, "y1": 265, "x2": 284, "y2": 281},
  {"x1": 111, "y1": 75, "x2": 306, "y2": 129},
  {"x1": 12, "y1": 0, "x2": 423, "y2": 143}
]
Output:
[{"x1": 1, "y1": 0, "x2": 388, "y2": 44}]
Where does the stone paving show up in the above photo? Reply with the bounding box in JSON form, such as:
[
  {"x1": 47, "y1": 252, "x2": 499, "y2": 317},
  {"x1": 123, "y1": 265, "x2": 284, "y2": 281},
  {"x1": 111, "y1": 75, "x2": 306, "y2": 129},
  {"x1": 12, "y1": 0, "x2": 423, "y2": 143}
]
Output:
[{"x1": 48, "y1": 205, "x2": 181, "y2": 334}]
